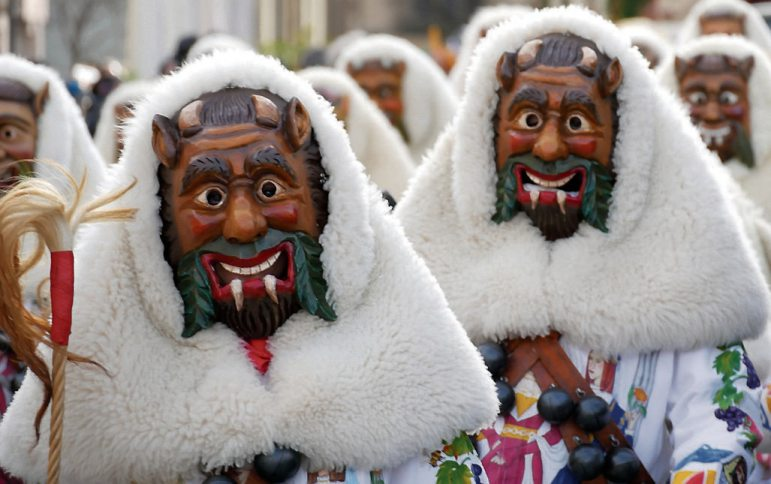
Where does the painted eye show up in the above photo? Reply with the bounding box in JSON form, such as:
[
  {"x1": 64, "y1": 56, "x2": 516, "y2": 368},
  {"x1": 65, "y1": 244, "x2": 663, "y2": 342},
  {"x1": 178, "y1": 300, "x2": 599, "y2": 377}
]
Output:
[
  {"x1": 514, "y1": 110, "x2": 543, "y2": 130},
  {"x1": 719, "y1": 91, "x2": 739, "y2": 105},
  {"x1": 0, "y1": 126, "x2": 18, "y2": 140},
  {"x1": 194, "y1": 186, "x2": 226, "y2": 208},
  {"x1": 687, "y1": 91, "x2": 707, "y2": 105},
  {"x1": 257, "y1": 179, "x2": 286, "y2": 201},
  {"x1": 566, "y1": 113, "x2": 590, "y2": 133}
]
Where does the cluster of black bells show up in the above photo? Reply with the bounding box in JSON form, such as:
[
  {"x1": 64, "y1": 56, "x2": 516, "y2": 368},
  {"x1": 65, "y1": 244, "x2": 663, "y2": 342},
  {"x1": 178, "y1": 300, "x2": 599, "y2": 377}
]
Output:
[
  {"x1": 478, "y1": 342, "x2": 642, "y2": 482},
  {"x1": 203, "y1": 447, "x2": 302, "y2": 483}
]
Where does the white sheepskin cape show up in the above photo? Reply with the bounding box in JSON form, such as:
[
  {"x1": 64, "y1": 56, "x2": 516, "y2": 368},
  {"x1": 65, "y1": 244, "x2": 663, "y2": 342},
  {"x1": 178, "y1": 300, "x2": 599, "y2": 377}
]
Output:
[
  {"x1": 0, "y1": 54, "x2": 107, "y2": 309},
  {"x1": 677, "y1": 0, "x2": 771, "y2": 52},
  {"x1": 299, "y1": 66, "x2": 415, "y2": 200},
  {"x1": 396, "y1": 7, "x2": 769, "y2": 356},
  {"x1": 93, "y1": 79, "x2": 155, "y2": 164},
  {"x1": 185, "y1": 33, "x2": 255, "y2": 63},
  {"x1": 335, "y1": 34, "x2": 457, "y2": 164},
  {"x1": 449, "y1": 5, "x2": 533, "y2": 95},
  {"x1": 0, "y1": 51, "x2": 497, "y2": 483}
]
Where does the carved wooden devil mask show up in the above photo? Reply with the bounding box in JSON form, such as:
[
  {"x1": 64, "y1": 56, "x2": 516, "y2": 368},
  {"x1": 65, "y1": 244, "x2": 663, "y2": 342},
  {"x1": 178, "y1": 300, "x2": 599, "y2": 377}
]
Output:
[{"x1": 153, "y1": 87, "x2": 335, "y2": 342}]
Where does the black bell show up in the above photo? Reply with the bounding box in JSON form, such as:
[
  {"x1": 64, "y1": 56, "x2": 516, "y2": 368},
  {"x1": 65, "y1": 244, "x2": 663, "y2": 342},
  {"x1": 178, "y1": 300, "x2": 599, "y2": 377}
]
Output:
[
  {"x1": 568, "y1": 444, "x2": 604, "y2": 480},
  {"x1": 203, "y1": 476, "x2": 237, "y2": 484},
  {"x1": 574, "y1": 395, "x2": 610, "y2": 432},
  {"x1": 604, "y1": 447, "x2": 641, "y2": 482},
  {"x1": 537, "y1": 387, "x2": 575, "y2": 424},
  {"x1": 478, "y1": 342, "x2": 507, "y2": 378},
  {"x1": 495, "y1": 380, "x2": 515, "y2": 416},
  {"x1": 253, "y1": 447, "x2": 302, "y2": 483}
]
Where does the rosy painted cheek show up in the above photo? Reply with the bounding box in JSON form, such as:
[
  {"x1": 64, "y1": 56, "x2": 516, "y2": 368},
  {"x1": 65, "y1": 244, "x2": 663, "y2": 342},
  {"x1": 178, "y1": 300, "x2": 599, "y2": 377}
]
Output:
[
  {"x1": 187, "y1": 211, "x2": 221, "y2": 239},
  {"x1": 379, "y1": 99, "x2": 403, "y2": 114},
  {"x1": 263, "y1": 202, "x2": 298, "y2": 225},
  {"x1": 723, "y1": 106, "x2": 745, "y2": 119},
  {"x1": 4, "y1": 145, "x2": 35, "y2": 161},
  {"x1": 508, "y1": 131, "x2": 535, "y2": 154},
  {"x1": 567, "y1": 137, "x2": 597, "y2": 158}
]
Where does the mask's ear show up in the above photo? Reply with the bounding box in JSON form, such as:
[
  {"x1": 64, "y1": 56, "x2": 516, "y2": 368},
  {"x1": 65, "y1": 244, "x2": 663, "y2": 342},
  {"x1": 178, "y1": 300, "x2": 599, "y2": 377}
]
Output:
[
  {"x1": 393, "y1": 60, "x2": 406, "y2": 76},
  {"x1": 674, "y1": 56, "x2": 687, "y2": 81},
  {"x1": 737, "y1": 55, "x2": 755, "y2": 80},
  {"x1": 33, "y1": 82, "x2": 48, "y2": 117},
  {"x1": 599, "y1": 58, "x2": 623, "y2": 97},
  {"x1": 496, "y1": 52, "x2": 518, "y2": 91},
  {"x1": 151, "y1": 114, "x2": 179, "y2": 168},
  {"x1": 283, "y1": 97, "x2": 311, "y2": 151}
]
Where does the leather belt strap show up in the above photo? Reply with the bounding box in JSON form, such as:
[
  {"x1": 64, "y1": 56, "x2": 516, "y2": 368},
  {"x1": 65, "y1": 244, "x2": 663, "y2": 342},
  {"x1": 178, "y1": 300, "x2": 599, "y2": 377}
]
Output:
[{"x1": 504, "y1": 332, "x2": 654, "y2": 483}]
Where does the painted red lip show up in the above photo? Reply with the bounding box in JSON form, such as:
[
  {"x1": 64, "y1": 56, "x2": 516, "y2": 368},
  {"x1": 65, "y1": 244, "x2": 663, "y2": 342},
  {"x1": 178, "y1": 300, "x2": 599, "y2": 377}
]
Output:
[
  {"x1": 201, "y1": 241, "x2": 295, "y2": 302},
  {"x1": 514, "y1": 165, "x2": 587, "y2": 208}
]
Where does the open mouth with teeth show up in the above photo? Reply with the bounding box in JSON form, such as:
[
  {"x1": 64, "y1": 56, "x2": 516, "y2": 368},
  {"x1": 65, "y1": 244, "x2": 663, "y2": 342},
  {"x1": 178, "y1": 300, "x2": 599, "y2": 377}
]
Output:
[
  {"x1": 514, "y1": 165, "x2": 587, "y2": 214},
  {"x1": 697, "y1": 123, "x2": 732, "y2": 149},
  {"x1": 200, "y1": 241, "x2": 295, "y2": 311}
]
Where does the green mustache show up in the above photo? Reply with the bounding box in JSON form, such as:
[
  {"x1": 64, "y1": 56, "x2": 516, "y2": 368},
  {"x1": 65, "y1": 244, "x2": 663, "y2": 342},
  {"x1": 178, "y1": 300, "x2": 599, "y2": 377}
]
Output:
[
  {"x1": 492, "y1": 153, "x2": 615, "y2": 233},
  {"x1": 174, "y1": 229, "x2": 336, "y2": 338}
]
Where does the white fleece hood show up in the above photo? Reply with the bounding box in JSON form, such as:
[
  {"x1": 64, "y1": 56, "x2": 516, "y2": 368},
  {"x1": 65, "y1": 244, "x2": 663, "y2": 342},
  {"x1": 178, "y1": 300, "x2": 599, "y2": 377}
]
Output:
[
  {"x1": 0, "y1": 51, "x2": 497, "y2": 483},
  {"x1": 450, "y1": 5, "x2": 533, "y2": 95},
  {"x1": 93, "y1": 79, "x2": 155, "y2": 164},
  {"x1": 299, "y1": 66, "x2": 414, "y2": 199},
  {"x1": 335, "y1": 34, "x2": 457, "y2": 163},
  {"x1": 396, "y1": 6, "x2": 769, "y2": 356},
  {"x1": 677, "y1": 0, "x2": 771, "y2": 52}
]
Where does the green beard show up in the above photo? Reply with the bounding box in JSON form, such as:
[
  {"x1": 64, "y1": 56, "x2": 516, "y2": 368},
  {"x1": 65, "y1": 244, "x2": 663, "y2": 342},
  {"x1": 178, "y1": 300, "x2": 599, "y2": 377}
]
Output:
[
  {"x1": 730, "y1": 120, "x2": 755, "y2": 170},
  {"x1": 174, "y1": 229, "x2": 336, "y2": 339},
  {"x1": 492, "y1": 153, "x2": 615, "y2": 235}
]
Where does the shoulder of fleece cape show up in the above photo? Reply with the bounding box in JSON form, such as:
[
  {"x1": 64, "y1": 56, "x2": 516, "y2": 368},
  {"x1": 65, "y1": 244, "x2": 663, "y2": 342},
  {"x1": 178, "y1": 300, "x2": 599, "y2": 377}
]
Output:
[
  {"x1": 335, "y1": 34, "x2": 458, "y2": 162},
  {"x1": 397, "y1": 6, "x2": 769, "y2": 355},
  {"x1": 450, "y1": 5, "x2": 533, "y2": 95},
  {"x1": 677, "y1": 0, "x2": 771, "y2": 51},
  {"x1": 299, "y1": 66, "x2": 414, "y2": 199},
  {"x1": 658, "y1": 35, "x2": 771, "y2": 177},
  {"x1": 94, "y1": 79, "x2": 156, "y2": 164},
  {"x1": 0, "y1": 51, "x2": 497, "y2": 481},
  {"x1": 0, "y1": 54, "x2": 106, "y2": 200}
]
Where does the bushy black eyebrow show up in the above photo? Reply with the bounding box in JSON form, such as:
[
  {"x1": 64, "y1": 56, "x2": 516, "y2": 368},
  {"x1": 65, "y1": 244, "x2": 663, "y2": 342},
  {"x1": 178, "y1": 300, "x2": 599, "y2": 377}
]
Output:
[
  {"x1": 247, "y1": 147, "x2": 297, "y2": 183},
  {"x1": 180, "y1": 156, "x2": 231, "y2": 194},
  {"x1": 509, "y1": 87, "x2": 548, "y2": 116},
  {"x1": 562, "y1": 90, "x2": 598, "y2": 120}
]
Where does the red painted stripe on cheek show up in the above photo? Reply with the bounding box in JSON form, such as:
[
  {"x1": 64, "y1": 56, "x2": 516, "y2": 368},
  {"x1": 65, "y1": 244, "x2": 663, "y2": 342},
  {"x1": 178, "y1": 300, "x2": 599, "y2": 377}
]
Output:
[
  {"x1": 509, "y1": 131, "x2": 534, "y2": 154},
  {"x1": 568, "y1": 138, "x2": 596, "y2": 158},
  {"x1": 724, "y1": 106, "x2": 745, "y2": 118},
  {"x1": 189, "y1": 212, "x2": 218, "y2": 238},
  {"x1": 263, "y1": 203, "x2": 298, "y2": 224}
]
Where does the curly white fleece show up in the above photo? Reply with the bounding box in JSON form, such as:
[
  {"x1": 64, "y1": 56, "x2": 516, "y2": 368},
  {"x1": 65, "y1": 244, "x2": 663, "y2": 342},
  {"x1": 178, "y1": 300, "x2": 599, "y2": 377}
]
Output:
[
  {"x1": 397, "y1": 6, "x2": 769, "y2": 356},
  {"x1": 0, "y1": 51, "x2": 497, "y2": 483}
]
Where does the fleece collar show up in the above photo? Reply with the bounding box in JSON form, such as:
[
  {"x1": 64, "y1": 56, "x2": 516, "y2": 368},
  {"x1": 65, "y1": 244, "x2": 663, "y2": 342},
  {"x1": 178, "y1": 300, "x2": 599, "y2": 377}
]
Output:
[{"x1": 396, "y1": 6, "x2": 769, "y2": 356}]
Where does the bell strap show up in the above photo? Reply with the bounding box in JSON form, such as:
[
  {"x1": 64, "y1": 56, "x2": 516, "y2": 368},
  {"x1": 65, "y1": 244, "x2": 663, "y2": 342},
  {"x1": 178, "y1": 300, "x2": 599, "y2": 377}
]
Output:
[{"x1": 504, "y1": 333, "x2": 654, "y2": 483}]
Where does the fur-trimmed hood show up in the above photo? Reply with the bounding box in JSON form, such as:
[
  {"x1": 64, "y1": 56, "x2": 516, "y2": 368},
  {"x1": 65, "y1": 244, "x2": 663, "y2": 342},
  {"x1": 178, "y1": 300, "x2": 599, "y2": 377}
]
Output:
[
  {"x1": 0, "y1": 51, "x2": 497, "y2": 483},
  {"x1": 93, "y1": 79, "x2": 155, "y2": 164},
  {"x1": 396, "y1": 6, "x2": 769, "y2": 356},
  {"x1": 677, "y1": 0, "x2": 771, "y2": 52},
  {"x1": 299, "y1": 66, "x2": 414, "y2": 199},
  {"x1": 335, "y1": 34, "x2": 457, "y2": 163},
  {"x1": 449, "y1": 5, "x2": 533, "y2": 95},
  {"x1": 658, "y1": 35, "x2": 771, "y2": 212}
]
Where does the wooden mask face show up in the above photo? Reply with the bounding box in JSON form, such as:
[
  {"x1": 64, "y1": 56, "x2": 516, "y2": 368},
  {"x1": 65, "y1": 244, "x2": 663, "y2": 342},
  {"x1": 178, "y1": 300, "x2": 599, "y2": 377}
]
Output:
[
  {"x1": 492, "y1": 35, "x2": 622, "y2": 241},
  {"x1": 699, "y1": 13, "x2": 745, "y2": 36},
  {"x1": 347, "y1": 59, "x2": 409, "y2": 141},
  {"x1": 0, "y1": 79, "x2": 47, "y2": 190},
  {"x1": 676, "y1": 54, "x2": 754, "y2": 166},
  {"x1": 153, "y1": 88, "x2": 335, "y2": 340}
]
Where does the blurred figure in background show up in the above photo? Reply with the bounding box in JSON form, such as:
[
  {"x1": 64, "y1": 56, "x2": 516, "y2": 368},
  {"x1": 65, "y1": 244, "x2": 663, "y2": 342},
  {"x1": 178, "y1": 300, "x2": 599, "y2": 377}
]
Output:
[
  {"x1": 678, "y1": 0, "x2": 771, "y2": 53},
  {"x1": 619, "y1": 21, "x2": 671, "y2": 68},
  {"x1": 93, "y1": 79, "x2": 154, "y2": 163},
  {"x1": 337, "y1": 34, "x2": 457, "y2": 164}
]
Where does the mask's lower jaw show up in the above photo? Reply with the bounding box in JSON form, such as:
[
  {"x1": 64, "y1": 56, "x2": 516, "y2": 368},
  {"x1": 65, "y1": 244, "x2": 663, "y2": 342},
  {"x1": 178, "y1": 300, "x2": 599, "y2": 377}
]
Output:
[
  {"x1": 514, "y1": 164, "x2": 586, "y2": 214},
  {"x1": 201, "y1": 241, "x2": 296, "y2": 312}
]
